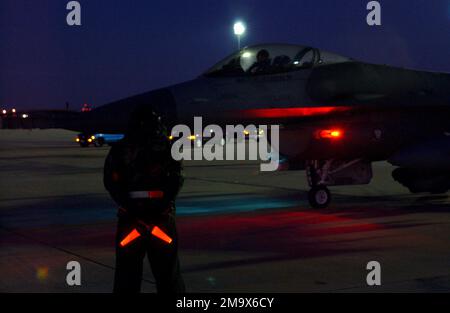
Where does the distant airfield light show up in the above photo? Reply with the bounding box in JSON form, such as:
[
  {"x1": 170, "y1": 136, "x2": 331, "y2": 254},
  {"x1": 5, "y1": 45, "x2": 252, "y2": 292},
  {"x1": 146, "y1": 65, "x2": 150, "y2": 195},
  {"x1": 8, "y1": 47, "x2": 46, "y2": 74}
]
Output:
[
  {"x1": 21, "y1": 114, "x2": 29, "y2": 118},
  {"x1": 11, "y1": 108, "x2": 16, "y2": 113},
  {"x1": 233, "y1": 21, "x2": 246, "y2": 50},
  {"x1": 242, "y1": 51, "x2": 251, "y2": 58},
  {"x1": 233, "y1": 21, "x2": 246, "y2": 36},
  {"x1": 1, "y1": 109, "x2": 6, "y2": 114}
]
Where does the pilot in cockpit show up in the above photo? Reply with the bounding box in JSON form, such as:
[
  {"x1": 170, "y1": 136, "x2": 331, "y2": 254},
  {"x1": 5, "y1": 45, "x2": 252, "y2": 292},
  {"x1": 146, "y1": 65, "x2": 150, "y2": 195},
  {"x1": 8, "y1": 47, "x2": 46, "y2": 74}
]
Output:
[{"x1": 247, "y1": 49, "x2": 271, "y2": 74}]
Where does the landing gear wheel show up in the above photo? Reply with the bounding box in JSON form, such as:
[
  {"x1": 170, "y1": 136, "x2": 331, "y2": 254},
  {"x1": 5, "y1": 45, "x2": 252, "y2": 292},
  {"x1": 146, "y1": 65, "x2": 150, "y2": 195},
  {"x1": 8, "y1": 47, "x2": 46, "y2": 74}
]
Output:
[{"x1": 308, "y1": 185, "x2": 331, "y2": 209}]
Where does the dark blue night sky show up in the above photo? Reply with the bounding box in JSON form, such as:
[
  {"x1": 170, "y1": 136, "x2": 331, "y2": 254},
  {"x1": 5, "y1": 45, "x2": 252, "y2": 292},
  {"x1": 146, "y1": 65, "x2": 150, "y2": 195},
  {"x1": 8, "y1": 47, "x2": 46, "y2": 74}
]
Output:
[{"x1": 1, "y1": 0, "x2": 449, "y2": 110}]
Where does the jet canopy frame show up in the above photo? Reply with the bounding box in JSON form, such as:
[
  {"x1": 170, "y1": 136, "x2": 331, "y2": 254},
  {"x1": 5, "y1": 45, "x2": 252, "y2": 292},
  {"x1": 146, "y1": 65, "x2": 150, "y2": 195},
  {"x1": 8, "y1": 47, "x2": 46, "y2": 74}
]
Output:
[{"x1": 204, "y1": 44, "x2": 352, "y2": 77}]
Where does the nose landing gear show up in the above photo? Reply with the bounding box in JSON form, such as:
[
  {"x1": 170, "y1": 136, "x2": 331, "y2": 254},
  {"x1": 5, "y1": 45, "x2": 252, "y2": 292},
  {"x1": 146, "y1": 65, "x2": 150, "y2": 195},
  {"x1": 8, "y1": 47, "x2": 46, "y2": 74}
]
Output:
[
  {"x1": 305, "y1": 159, "x2": 372, "y2": 208},
  {"x1": 306, "y1": 160, "x2": 333, "y2": 208},
  {"x1": 308, "y1": 185, "x2": 331, "y2": 209}
]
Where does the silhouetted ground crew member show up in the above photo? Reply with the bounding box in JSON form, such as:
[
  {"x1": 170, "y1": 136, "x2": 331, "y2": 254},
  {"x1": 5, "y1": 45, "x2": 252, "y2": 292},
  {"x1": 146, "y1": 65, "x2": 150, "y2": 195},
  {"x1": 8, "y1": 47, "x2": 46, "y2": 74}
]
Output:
[{"x1": 104, "y1": 105, "x2": 185, "y2": 293}]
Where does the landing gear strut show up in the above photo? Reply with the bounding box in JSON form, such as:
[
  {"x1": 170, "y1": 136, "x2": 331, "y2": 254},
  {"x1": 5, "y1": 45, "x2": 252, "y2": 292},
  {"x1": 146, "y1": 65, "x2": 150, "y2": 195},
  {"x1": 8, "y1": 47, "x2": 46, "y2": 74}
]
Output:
[
  {"x1": 305, "y1": 159, "x2": 370, "y2": 209},
  {"x1": 306, "y1": 160, "x2": 332, "y2": 208}
]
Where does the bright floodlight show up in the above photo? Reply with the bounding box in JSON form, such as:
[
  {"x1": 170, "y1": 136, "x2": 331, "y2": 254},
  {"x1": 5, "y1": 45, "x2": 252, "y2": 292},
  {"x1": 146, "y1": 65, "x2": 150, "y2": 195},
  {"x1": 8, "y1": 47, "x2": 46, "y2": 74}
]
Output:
[{"x1": 233, "y1": 21, "x2": 246, "y2": 36}]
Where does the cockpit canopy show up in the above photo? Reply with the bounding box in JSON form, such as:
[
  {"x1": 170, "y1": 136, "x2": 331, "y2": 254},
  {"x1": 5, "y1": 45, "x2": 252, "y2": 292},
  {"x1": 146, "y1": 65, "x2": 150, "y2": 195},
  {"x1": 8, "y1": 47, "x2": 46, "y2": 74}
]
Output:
[{"x1": 204, "y1": 44, "x2": 353, "y2": 77}]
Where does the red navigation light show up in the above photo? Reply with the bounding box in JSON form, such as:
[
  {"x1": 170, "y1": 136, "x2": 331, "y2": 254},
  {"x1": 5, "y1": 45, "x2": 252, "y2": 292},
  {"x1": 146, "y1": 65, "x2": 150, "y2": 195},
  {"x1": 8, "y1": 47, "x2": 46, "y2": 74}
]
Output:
[
  {"x1": 151, "y1": 226, "x2": 172, "y2": 244},
  {"x1": 120, "y1": 228, "x2": 141, "y2": 247},
  {"x1": 330, "y1": 130, "x2": 342, "y2": 138},
  {"x1": 81, "y1": 103, "x2": 92, "y2": 112},
  {"x1": 319, "y1": 129, "x2": 343, "y2": 139}
]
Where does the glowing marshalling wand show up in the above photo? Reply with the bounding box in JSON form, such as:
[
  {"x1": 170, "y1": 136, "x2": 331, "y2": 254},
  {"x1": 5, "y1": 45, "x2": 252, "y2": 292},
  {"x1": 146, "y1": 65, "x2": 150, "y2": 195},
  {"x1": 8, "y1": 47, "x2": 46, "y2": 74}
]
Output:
[{"x1": 120, "y1": 225, "x2": 173, "y2": 247}]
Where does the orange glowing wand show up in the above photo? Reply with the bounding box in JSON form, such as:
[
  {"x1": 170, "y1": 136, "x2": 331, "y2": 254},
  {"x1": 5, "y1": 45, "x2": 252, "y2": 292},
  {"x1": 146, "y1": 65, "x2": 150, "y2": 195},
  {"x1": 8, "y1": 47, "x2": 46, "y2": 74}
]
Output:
[
  {"x1": 120, "y1": 225, "x2": 172, "y2": 247},
  {"x1": 120, "y1": 229, "x2": 141, "y2": 247},
  {"x1": 151, "y1": 226, "x2": 173, "y2": 244}
]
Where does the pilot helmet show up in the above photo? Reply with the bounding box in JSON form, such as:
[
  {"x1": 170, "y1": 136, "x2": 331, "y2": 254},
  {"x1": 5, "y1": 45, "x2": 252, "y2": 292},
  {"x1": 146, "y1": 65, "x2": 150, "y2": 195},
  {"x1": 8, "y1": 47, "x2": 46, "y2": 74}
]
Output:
[{"x1": 126, "y1": 105, "x2": 167, "y2": 142}]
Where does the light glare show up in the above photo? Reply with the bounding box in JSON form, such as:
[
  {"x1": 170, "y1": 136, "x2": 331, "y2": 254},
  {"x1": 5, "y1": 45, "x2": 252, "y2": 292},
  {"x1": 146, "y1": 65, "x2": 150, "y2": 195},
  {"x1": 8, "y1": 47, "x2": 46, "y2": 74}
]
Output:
[{"x1": 233, "y1": 21, "x2": 246, "y2": 36}]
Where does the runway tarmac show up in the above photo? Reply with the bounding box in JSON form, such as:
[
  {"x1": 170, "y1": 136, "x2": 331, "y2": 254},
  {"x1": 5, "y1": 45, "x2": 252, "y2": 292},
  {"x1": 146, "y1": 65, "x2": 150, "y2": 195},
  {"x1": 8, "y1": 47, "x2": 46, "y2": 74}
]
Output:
[{"x1": 1, "y1": 129, "x2": 449, "y2": 292}]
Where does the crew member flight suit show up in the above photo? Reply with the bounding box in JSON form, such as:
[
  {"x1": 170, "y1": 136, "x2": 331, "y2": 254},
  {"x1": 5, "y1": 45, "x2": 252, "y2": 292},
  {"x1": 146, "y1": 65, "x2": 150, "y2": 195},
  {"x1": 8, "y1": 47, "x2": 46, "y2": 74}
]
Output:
[{"x1": 104, "y1": 107, "x2": 185, "y2": 293}]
